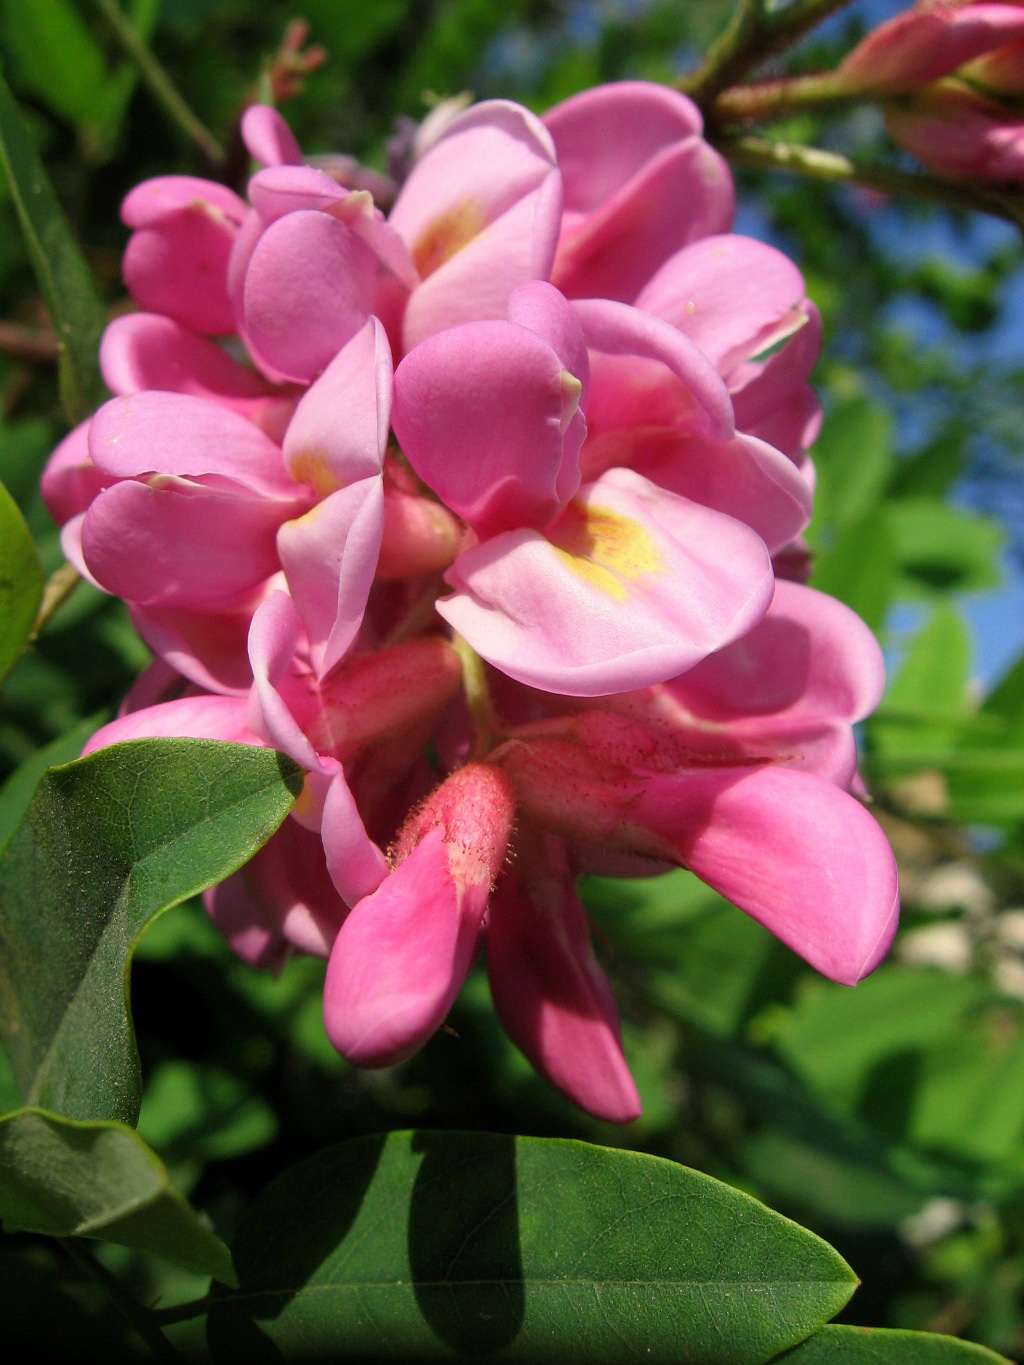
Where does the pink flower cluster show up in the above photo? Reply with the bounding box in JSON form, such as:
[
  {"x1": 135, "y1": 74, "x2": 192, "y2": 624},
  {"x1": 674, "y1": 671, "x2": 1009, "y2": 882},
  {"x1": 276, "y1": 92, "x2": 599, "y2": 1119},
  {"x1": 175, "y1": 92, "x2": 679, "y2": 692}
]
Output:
[
  {"x1": 43, "y1": 83, "x2": 899, "y2": 1123},
  {"x1": 838, "y1": 1, "x2": 1024, "y2": 181}
]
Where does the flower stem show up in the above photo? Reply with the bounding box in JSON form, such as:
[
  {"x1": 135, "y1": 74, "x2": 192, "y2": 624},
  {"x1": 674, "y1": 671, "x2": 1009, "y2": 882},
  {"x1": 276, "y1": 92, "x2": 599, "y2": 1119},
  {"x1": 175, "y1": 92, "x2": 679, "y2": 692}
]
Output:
[
  {"x1": 680, "y1": 0, "x2": 859, "y2": 107},
  {"x1": 58, "y1": 1238, "x2": 183, "y2": 1361},
  {"x1": 92, "y1": 0, "x2": 224, "y2": 168},
  {"x1": 714, "y1": 132, "x2": 1024, "y2": 231},
  {"x1": 453, "y1": 633, "x2": 496, "y2": 759},
  {"x1": 712, "y1": 71, "x2": 856, "y2": 124}
]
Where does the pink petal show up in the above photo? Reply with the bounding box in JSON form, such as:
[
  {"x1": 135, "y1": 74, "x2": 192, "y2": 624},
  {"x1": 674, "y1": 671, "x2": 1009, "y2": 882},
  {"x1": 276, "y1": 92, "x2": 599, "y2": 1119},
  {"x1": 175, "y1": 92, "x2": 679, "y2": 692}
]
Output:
[
  {"x1": 130, "y1": 601, "x2": 261, "y2": 696},
  {"x1": 440, "y1": 467, "x2": 773, "y2": 696},
  {"x1": 283, "y1": 318, "x2": 392, "y2": 493},
  {"x1": 242, "y1": 210, "x2": 380, "y2": 382},
  {"x1": 399, "y1": 175, "x2": 563, "y2": 352},
  {"x1": 82, "y1": 694, "x2": 256, "y2": 754},
  {"x1": 121, "y1": 176, "x2": 247, "y2": 228},
  {"x1": 241, "y1": 104, "x2": 304, "y2": 167},
  {"x1": 636, "y1": 235, "x2": 808, "y2": 376},
  {"x1": 839, "y1": 5, "x2": 1024, "y2": 93},
  {"x1": 618, "y1": 430, "x2": 811, "y2": 556},
  {"x1": 81, "y1": 479, "x2": 292, "y2": 608},
  {"x1": 487, "y1": 843, "x2": 641, "y2": 1123},
  {"x1": 123, "y1": 208, "x2": 239, "y2": 336},
  {"x1": 247, "y1": 591, "x2": 326, "y2": 772},
  {"x1": 575, "y1": 298, "x2": 734, "y2": 443},
  {"x1": 639, "y1": 766, "x2": 900, "y2": 985},
  {"x1": 545, "y1": 81, "x2": 733, "y2": 300},
  {"x1": 322, "y1": 828, "x2": 481, "y2": 1066},
  {"x1": 393, "y1": 318, "x2": 580, "y2": 537},
  {"x1": 41, "y1": 420, "x2": 114, "y2": 525},
  {"x1": 87, "y1": 392, "x2": 297, "y2": 499},
  {"x1": 277, "y1": 477, "x2": 385, "y2": 679},
  {"x1": 320, "y1": 770, "x2": 390, "y2": 907},
  {"x1": 100, "y1": 313, "x2": 271, "y2": 399}
]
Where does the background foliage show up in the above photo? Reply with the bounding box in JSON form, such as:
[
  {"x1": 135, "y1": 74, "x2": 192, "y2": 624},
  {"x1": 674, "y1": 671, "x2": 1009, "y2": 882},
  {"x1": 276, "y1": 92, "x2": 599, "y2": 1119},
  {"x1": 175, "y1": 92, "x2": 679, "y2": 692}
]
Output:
[{"x1": 1, "y1": 0, "x2": 1024, "y2": 1360}]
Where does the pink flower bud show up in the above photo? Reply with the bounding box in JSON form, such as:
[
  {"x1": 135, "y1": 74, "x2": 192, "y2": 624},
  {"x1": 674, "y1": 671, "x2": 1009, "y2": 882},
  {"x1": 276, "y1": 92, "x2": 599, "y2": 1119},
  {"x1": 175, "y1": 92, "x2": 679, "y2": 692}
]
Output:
[{"x1": 323, "y1": 764, "x2": 516, "y2": 1067}]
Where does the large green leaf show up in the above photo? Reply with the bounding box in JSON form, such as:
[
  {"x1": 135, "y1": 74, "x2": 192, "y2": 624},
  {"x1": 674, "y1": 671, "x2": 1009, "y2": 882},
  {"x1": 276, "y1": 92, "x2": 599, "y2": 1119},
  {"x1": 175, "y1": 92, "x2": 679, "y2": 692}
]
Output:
[
  {"x1": 809, "y1": 394, "x2": 892, "y2": 539},
  {"x1": 0, "y1": 478, "x2": 42, "y2": 682},
  {"x1": 0, "y1": 739, "x2": 301, "y2": 1125},
  {"x1": 208, "y1": 1130, "x2": 857, "y2": 1364},
  {"x1": 0, "y1": 69, "x2": 107, "y2": 422},
  {"x1": 0, "y1": 1107, "x2": 235, "y2": 1284},
  {"x1": 775, "y1": 1324, "x2": 1010, "y2": 1362}
]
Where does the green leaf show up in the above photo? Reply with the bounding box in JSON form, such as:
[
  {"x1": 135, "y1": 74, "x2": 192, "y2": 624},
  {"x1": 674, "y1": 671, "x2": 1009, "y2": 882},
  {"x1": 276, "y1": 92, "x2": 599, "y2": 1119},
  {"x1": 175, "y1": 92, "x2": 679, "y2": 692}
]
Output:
[
  {"x1": 208, "y1": 1130, "x2": 857, "y2": 1364},
  {"x1": 808, "y1": 395, "x2": 892, "y2": 539},
  {"x1": 0, "y1": 739, "x2": 301, "y2": 1125},
  {"x1": 889, "y1": 499, "x2": 1002, "y2": 596},
  {"x1": 0, "y1": 69, "x2": 107, "y2": 423},
  {"x1": 0, "y1": 1107, "x2": 235, "y2": 1284},
  {"x1": 0, "y1": 0, "x2": 110, "y2": 133},
  {"x1": 870, "y1": 604, "x2": 972, "y2": 767},
  {"x1": 774, "y1": 1324, "x2": 1010, "y2": 1362},
  {"x1": 810, "y1": 506, "x2": 896, "y2": 634},
  {"x1": 0, "y1": 478, "x2": 42, "y2": 682}
]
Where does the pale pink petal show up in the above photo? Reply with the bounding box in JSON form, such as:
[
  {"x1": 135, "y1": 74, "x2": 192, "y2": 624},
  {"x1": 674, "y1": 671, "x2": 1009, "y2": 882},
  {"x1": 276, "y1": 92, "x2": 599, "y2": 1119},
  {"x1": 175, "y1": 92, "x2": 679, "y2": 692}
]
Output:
[
  {"x1": 247, "y1": 591, "x2": 326, "y2": 772},
  {"x1": 241, "y1": 103, "x2": 304, "y2": 167},
  {"x1": 242, "y1": 210, "x2": 380, "y2": 382},
  {"x1": 81, "y1": 479, "x2": 291, "y2": 608},
  {"x1": 575, "y1": 298, "x2": 734, "y2": 443},
  {"x1": 100, "y1": 313, "x2": 270, "y2": 399},
  {"x1": 620, "y1": 431, "x2": 811, "y2": 555},
  {"x1": 399, "y1": 176, "x2": 563, "y2": 352},
  {"x1": 123, "y1": 209, "x2": 239, "y2": 335},
  {"x1": 277, "y1": 477, "x2": 385, "y2": 679},
  {"x1": 636, "y1": 235, "x2": 808, "y2": 375},
  {"x1": 41, "y1": 420, "x2": 114, "y2": 525},
  {"x1": 82, "y1": 694, "x2": 255, "y2": 754},
  {"x1": 545, "y1": 81, "x2": 733, "y2": 300},
  {"x1": 204, "y1": 875, "x2": 285, "y2": 969},
  {"x1": 130, "y1": 601, "x2": 260, "y2": 696},
  {"x1": 440, "y1": 468, "x2": 773, "y2": 696},
  {"x1": 320, "y1": 769, "x2": 390, "y2": 907},
  {"x1": 121, "y1": 176, "x2": 247, "y2": 228},
  {"x1": 487, "y1": 845, "x2": 641, "y2": 1123},
  {"x1": 393, "y1": 319, "x2": 579, "y2": 536},
  {"x1": 87, "y1": 392, "x2": 296, "y2": 499},
  {"x1": 283, "y1": 318, "x2": 392, "y2": 493}
]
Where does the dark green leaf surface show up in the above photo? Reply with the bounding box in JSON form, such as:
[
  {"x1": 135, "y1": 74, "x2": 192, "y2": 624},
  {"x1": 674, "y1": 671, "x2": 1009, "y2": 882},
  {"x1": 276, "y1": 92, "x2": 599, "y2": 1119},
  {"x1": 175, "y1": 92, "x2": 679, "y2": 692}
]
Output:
[
  {"x1": 208, "y1": 1130, "x2": 857, "y2": 1364},
  {"x1": 0, "y1": 1107, "x2": 235, "y2": 1283},
  {"x1": 0, "y1": 478, "x2": 42, "y2": 682},
  {"x1": 775, "y1": 1325, "x2": 1010, "y2": 1362},
  {"x1": 0, "y1": 739, "x2": 301, "y2": 1125},
  {"x1": 0, "y1": 69, "x2": 107, "y2": 422}
]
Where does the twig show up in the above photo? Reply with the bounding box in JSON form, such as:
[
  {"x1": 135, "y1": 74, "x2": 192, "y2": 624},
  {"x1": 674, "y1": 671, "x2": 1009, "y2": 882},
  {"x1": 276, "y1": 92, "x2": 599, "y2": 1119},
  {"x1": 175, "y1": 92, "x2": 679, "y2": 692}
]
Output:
[
  {"x1": 0, "y1": 320, "x2": 59, "y2": 365},
  {"x1": 714, "y1": 132, "x2": 1024, "y2": 232},
  {"x1": 92, "y1": 0, "x2": 224, "y2": 168},
  {"x1": 681, "y1": 0, "x2": 859, "y2": 107},
  {"x1": 58, "y1": 1238, "x2": 183, "y2": 1361}
]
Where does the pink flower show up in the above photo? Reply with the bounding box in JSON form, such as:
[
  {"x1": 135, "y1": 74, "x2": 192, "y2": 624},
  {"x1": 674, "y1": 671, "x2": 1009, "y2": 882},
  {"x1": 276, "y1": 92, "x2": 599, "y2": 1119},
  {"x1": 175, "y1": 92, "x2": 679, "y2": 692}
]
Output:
[
  {"x1": 838, "y1": 1, "x2": 1024, "y2": 180},
  {"x1": 45, "y1": 88, "x2": 900, "y2": 1121}
]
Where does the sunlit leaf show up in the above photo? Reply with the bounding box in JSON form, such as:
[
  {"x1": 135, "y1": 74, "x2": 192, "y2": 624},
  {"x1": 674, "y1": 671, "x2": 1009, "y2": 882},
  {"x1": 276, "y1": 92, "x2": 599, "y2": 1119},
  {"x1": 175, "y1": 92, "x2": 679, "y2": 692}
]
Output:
[
  {"x1": 0, "y1": 739, "x2": 301, "y2": 1125},
  {"x1": 775, "y1": 1323, "x2": 1010, "y2": 1361},
  {"x1": 208, "y1": 1130, "x2": 857, "y2": 1364}
]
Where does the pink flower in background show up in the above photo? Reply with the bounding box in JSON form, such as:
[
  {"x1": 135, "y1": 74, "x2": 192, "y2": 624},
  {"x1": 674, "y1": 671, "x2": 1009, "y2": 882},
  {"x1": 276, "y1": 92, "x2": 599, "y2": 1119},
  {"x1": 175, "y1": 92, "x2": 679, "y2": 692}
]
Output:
[
  {"x1": 43, "y1": 86, "x2": 900, "y2": 1122},
  {"x1": 837, "y1": 1, "x2": 1024, "y2": 180}
]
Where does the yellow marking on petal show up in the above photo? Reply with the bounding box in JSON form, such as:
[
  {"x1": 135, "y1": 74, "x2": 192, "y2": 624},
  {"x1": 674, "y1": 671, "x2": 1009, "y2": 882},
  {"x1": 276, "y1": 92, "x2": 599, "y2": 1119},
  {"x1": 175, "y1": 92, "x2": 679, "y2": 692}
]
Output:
[
  {"x1": 559, "y1": 370, "x2": 582, "y2": 435},
  {"x1": 550, "y1": 501, "x2": 665, "y2": 602},
  {"x1": 411, "y1": 198, "x2": 487, "y2": 278},
  {"x1": 288, "y1": 449, "x2": 341, "y2": 498}
]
